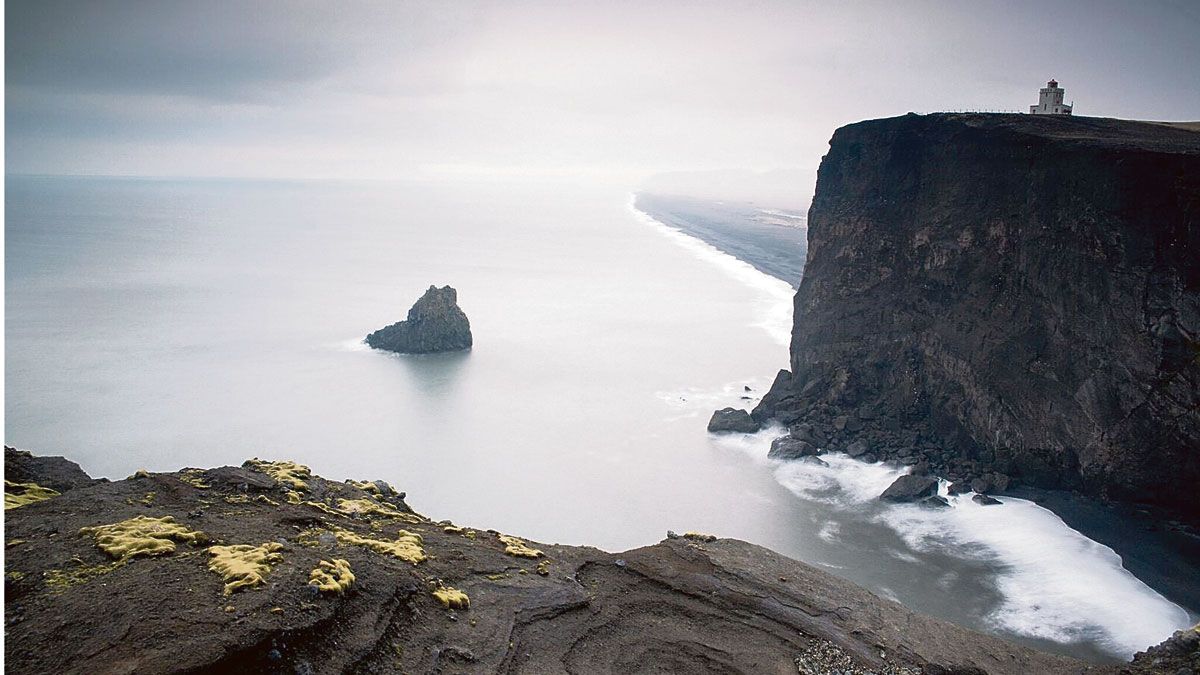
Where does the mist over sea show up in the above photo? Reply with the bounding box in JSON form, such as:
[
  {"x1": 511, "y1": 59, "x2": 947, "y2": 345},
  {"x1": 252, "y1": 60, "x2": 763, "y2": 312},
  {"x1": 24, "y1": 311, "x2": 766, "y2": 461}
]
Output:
[{"x1": 5, "y1": 175, "x2": 1192, "y2": 662}]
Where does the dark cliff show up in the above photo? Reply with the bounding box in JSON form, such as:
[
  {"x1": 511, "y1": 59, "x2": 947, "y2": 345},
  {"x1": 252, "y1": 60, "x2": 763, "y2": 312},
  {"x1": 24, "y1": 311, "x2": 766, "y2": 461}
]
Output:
[{"x1": 756, "y1": 113, "x2": 1200, "y2": 519}]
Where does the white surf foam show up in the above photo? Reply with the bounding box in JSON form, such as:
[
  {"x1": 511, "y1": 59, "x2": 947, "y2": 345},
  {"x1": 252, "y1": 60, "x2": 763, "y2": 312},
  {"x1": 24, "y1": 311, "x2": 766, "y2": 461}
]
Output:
[
  {"x1": 878, "y1": 490, "x2": 1193, "y2": 657},
  {"x1": 762, "y1": 439, "x2": 1192, "y2": 658},
  {"x1": 629, "y1": 197, "x2": 794, "y2": 346}
]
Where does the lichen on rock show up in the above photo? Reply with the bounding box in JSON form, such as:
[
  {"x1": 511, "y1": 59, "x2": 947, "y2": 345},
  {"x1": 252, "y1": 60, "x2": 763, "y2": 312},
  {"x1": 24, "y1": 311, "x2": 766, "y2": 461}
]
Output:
[
  {"x1": 309, "y1": 558, "x2": 355, "y2": 594},
  {"x1": 499, "y1": 535, "x2": 542, "y2": 558},
  {"x1": 80, "y1": 515, "x2": 206, "y2": 561},
  {"x1": 208, "y1": 542, "x2": 285, "y2": 595},
  {"x1": 245, "y1": 459, "x2": 311, "y2": 491},
  {"x1": 333, "y1": 528, "x2": 426, "y2": 564},
  {"x1": 337, "y1": 498, "x2": 401, "y2": 517},
  {"x1": 5, "y1": 480, "x2": 60, "y2": 509},
  {"x1": 432, "y1": 585, "x2": 469, "y2": 609}
]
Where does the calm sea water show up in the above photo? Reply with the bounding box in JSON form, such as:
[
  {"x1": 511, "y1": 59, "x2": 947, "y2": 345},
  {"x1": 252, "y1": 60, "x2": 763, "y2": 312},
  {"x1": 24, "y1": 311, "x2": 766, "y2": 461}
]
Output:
[{"x1": 5, "y1": 176, "x2": 1192, "y2": 662}]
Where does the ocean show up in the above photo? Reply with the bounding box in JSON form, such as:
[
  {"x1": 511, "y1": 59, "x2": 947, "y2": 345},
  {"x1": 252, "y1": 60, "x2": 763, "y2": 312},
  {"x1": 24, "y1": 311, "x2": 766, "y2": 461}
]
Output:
[{"x1": 5, "y1": 175, "x2": 1193, "y2": 662}]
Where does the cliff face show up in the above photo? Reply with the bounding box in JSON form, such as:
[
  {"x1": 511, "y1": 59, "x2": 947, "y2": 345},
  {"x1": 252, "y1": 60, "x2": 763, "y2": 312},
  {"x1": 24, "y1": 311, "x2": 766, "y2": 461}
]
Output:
[{"x1": 756, "y1": 114, "x2": 1200, "y2": 518}]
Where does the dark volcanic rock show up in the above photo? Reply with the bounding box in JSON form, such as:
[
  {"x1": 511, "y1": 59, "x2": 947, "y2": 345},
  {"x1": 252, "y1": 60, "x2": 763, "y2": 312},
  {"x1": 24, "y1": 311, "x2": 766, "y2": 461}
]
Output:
[
  {"x1": 707, "y1": 407, "x2": 760, "y2": 433},
  {"x1": 880, "y1": 474, "x2": 940, "y2": 502},
  {"x1": 5, "y1": 446, "x2": 98, "y2": 492},
  {"x1": 754, "y1": 113, "x2": 1200, "y2": 522},
  {"x1": 3, "y1": 450, "x2": 1095, "y2": 675},
  {"x1": 973, "y1": 494, "x2": 1003, "y2": 506},
  {"x1": 366, "y1": 285, "x2": 473, "y2": 354},
  {"x1": 767, "y1": 436, "x2": 817, "y2": 460}
]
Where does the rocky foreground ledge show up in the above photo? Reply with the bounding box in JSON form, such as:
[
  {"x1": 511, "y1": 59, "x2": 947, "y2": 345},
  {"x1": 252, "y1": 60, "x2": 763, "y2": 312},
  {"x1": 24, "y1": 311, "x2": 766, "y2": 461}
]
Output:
[{"x1": 4, "y1": 447, "x2": 1194, "y2": 674}]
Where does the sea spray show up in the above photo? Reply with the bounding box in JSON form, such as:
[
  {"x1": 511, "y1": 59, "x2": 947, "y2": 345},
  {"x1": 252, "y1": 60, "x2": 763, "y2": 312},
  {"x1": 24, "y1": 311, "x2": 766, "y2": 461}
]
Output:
[{"x1": 712, "y1": 426, "x2": 1193, "y2": 659}]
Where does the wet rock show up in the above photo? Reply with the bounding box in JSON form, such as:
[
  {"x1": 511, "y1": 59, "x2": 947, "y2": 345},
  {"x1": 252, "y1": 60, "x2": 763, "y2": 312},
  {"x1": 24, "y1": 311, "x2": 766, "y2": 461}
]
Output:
[
  {"x1": 947, "y1": 481, "x2": 972, "y2": 496},
  {"x1": 921, "y1": 495, "x2": 951, "y2": 508},
  {"x1": 846, "y1": 440, "x2": 870, "y2": 458},
  {"x1": 972, "y1": 494, "x2": 1002, "y2": 506},
  {"x1": 768, "y1": 436, "x2": 818, "y2": 460},
  {"x1": 707, "y1": 408, "x2": 760, "y2": 434},
  {"x1": 366, "y1": 285, "x2": 473, "y2": 354},
  {"x1": 879, "y1": 475, "x2": 940, "y2": 503}
]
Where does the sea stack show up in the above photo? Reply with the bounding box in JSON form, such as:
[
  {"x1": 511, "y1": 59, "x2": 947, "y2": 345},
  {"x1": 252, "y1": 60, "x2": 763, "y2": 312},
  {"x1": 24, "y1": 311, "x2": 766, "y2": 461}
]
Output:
[{"x1": 366, "y1": 285, "x2": 473, "y2": 354}]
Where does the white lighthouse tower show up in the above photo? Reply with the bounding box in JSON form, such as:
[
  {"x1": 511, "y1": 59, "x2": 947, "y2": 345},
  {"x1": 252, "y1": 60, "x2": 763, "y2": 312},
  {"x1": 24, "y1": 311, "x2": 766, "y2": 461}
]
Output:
[{"x1": 1029, "y1": 79, "x2": 1072, "y2": 115}]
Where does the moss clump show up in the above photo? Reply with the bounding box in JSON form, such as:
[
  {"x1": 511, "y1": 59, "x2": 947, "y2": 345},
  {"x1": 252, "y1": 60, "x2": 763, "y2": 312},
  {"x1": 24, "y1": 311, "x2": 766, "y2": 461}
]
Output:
[
  {"x1": 304, "y1": 500, "x2": 342, "y2": 516},
  {"x1": 80, "y1": 516, "x2": 206, "y2": 561},
  {"x1": 208, "y1": 542, "x2": 285, "y2": 595},
  {"x1": 683, "y1": 532, "x2": 717, "y2": 543},
  {"x1": 246, "y1": 459, "x2": 311, "y2": 491},
  {"x1": 43, "y1": 559, "x2": 127, "y2": 593},
  {"x1": 347, "y1": 479, "x2": 383, "y2": 499},
  {"x1": 5, "y1": 480, "x2": 61, "y2": 509},
  {"x1": 309, "y1": 558, "x2": 355, "y2": 593},
  {"x1": 499, "y1": 535, "x2": 543, "y2": 559},
  {"x1": 338, "y1": 498, "x2": 402, "y2": 518},
  {"x1": 224, "y1": 494, "x2": 251, "y2": 504},
  {"x1": 536, "y1": 560, "x2": 551, "y2": 576},
  {"x1": 432, "y1": 585, "x2": 470, "y2": 609},
  {"x1": 179, "y1": 469, "x2": 211, "y2": 489},
  {"x1": 285, "y1": 490, "x2": 303, "y2": 504},
  {"x1": 334, "y1": 528, "x2": 426, "y2": 564}
]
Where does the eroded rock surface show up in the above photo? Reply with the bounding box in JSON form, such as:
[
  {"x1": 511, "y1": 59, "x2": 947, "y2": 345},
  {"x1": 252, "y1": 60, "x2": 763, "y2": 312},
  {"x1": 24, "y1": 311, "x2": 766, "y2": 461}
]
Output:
[{"x1": 4, "y1": 450, "x2": 1104, "y2": 674}]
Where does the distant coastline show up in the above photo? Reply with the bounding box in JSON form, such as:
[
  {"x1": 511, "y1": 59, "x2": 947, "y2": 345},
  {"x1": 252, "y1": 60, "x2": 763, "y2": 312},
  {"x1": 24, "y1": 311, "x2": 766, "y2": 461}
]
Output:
[{"x1": 633, "y1": 192, "x2": 808, "y2": 288}]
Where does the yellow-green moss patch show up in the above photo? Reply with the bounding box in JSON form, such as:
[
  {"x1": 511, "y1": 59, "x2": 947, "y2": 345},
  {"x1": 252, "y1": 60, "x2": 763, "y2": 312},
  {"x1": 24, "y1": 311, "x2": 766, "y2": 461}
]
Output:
[
  {"x1": 5, "y1": 480, "x2": 60, "y2": 510},
  {"x1": 309, "y1": 558, "x2": 355, "y2": 594},
  {"x1": 224, "y1": 494, "x2": 251, "y2": 504},
  {"x1": 285, "y1": 490, "x2": 303, "y2": 505},
  {"x1": 80, "y1": 516, "x2": 206, "y2": 561},
  {"x1": 44, "y1": 559, "x2": 127, "y2": 593},
  {"x1": 683, "y1": 532, "x2": 717, "y2": 543},
  {"x1": 499, "y1": 535, "x2": 543, "y2": 559},
  {"x1": 246, "y1": 459, "x2": 311, "y2": 491},
  {"x1": 334, "y1": 528, "x2": 426, "y2": 564},
  {"x1": 208, "y1": 542, "x2": 285, "y2": 595},
  {"x1": 432, "y1": 585, "x2": 469, "y2": 609},
  {"x1": 179, "y1": 469, "x2": 211, "y2": 489},
  {"x1": 337, "y1": 498, "x2": 402, "y2": 518}
]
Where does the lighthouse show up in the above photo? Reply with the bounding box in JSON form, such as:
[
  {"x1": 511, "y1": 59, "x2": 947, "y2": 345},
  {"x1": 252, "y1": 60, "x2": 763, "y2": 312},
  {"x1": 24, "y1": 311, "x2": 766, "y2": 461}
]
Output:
[{"x1": 1029, "y1": 79, "x2": 1073, "y2": 115}]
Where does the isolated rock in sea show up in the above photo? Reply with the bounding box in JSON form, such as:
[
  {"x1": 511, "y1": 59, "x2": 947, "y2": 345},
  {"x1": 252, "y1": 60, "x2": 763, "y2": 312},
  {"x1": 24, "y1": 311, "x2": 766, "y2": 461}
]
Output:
[
  {"x1": 752, "y1": 112, "x2": 1200, "y2": 522},
  {"x1": 972, "y1": 494, "x2": 1003, "y2": 506},
  {"x1": 879, "y1": 474, "x2": 940, "y2": 503},
  {"x1": 366, "y1": 285, "x2": 472, "y2": 354},
  {"x1": 767, "y1": 436, "x2": 818, "y2": 460},
  {"x1": 707, "y1": 408, "x2": 760, "y2": 433}
]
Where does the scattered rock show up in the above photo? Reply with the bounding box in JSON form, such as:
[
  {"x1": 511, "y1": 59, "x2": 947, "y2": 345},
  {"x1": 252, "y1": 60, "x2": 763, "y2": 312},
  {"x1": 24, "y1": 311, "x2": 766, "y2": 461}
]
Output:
[
  {"x1": 947, "y1": 481, "x2": 972, "y2": 496},
  {"x1": 846, "y1": 440, "x2": 870, "y2": 458},
  {"x1": 768, "y1": 436, "x2": 818, "y2": 460},
  {"x1": 879, "y1": 475, "x2": 940, "y2": 503},
  {"x1": 972, "y1": 494, "x2": 1002, "y2": 506},
  {"x1": 921, "y1": 496, "x2": 951, "y2": 508},
  {"x1": 366, "y1": 285, "x2": 473, "y2": 354},
  {"x1": 707, "y1": 408, "x2": 760, "y2": 433}
]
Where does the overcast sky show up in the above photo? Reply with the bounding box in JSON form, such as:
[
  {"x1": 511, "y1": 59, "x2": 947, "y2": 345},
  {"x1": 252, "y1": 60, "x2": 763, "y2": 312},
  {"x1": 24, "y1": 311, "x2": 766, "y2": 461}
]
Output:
[{"x1": 6, "y1": 0, "x2": 1199, "y2": 200}]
